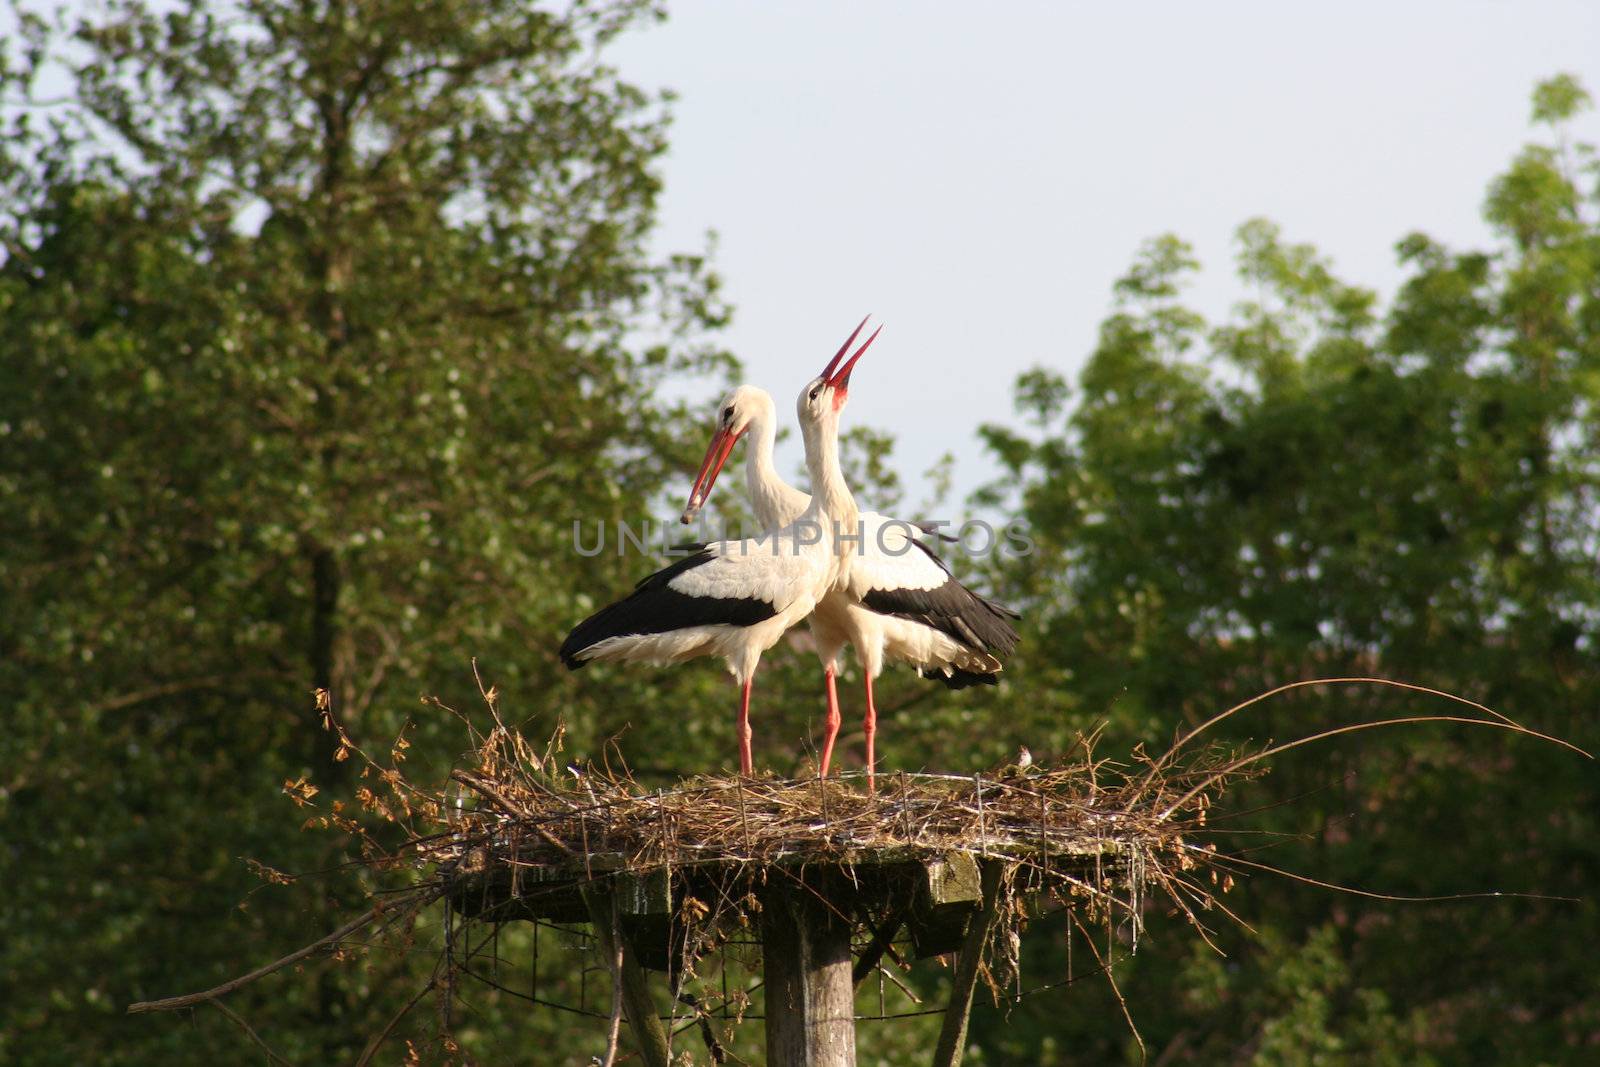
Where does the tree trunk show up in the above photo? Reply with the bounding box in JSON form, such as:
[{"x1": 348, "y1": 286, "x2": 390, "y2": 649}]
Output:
[{"x1": 308, "y1": 541, "x2": 346, "y2": 779}]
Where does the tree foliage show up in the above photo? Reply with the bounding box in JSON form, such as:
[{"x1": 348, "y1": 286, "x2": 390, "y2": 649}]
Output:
[
  {"x1": 972, "y1": 74, "x2": 1599, "y2": 1064},
  {"x1": 0, "y1": 1, "x2": 732, "y2": 1062}
]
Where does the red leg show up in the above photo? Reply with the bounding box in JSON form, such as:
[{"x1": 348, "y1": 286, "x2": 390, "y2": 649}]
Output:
[
  {"x1": 863, "y1": 672, "x2": 878, "y2": 794},
  {"x1": 737, "y1": 677, "x2": 754, "y2": 776},
  {"x1": 819, "y1": 663, "x2": 841, "y2": 778}
]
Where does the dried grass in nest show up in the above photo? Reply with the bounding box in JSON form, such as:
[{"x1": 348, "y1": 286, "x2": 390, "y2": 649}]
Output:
[
  {"x1": 430, "y1": 748, "x2": 1243, "y2": 893},
  {"x1": 403, "y1": 707, "x2": 1263, "y2": 968}
]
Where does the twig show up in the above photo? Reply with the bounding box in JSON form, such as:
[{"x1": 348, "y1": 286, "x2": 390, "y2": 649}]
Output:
[
  {"x1": 675, "y1": 992, "x2": 729, "y2": 1064},
  {"x1": 1144, "y1": 676, "x2": 1578, "y2": 791},
  {"x1": 876, "y1": 959, "x2": 922, "y2": 1005},
  {"x1": 1071, "y1": 910, "x2": 1145, "y2": 1064},
  {"x1": 127, "y1": 901, "x2": 398, "y2": 1014},
  {"x1": 852, "y1": 907, "x2": 908, "y2": 987},
  {"x1": 354, "y1": 971, "x2": 439, "y2": 1067},
  {"x1": 1202, "y1": 846, "x2": 1582, "y2": 904},
  {"x1": 451, "y1": 769, "x2": 574, "y2": 855},
  {"x1": 581, "y1": 887, "x2": 672, "y2": 1067},
  {"x1": 737, "y1": 780, "x2": 751, "y2": 855},
  {"x1": 1160, "y1": 714, "x2": 1591, "y2": 821},
  {"x1": 450, "y1": 769, "x2": 527, "y2": 818},
  {"x1": 600, "y1": 896, "x2": 624, "y2": 1067},
  {"x1": 974, "y1": 774, "x2": 987, "y2": 858},
  {"x1": 211, "y1": 1000, "x2": 297, "y2": 1066}
]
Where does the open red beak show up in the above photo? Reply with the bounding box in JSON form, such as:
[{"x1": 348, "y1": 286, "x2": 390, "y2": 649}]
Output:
[
  {"x1": 681, "y1": 424, "x2": 742, "y2": 523},
  {"x1": 818, "y1": 316, "x2": 882, "y2": 394}
]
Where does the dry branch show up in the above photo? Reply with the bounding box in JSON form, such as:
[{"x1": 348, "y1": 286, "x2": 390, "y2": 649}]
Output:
[{"x1": 127, "y1": 903, "x2": 399, "y2": 1015}]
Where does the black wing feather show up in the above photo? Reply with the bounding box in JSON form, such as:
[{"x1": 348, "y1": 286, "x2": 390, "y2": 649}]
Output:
[
  {"x1": 932, "y1": 667, "x2": 1002, "y2": 691},
  {"x1": 860, "y1": 540, "x2": 1021, "y2": 659},
  {"x1": 561, "y1": 549, "x2": 777, "y2": 669}
]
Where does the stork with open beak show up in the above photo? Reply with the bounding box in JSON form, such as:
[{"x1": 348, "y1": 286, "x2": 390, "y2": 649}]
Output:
[
  {"x1": 680, "y1": 319, "x2": 1021, "y2": 791},
  {"x1": 560, "y1": 322, "x2": 877, "y2": 776}
]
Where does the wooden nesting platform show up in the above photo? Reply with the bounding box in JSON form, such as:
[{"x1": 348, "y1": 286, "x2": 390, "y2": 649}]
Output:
[
  {"x1": 421, "y1": 764, "x2": 1223, "y2": 1067},
  {"x1": 441, "y1": 846, "x2": 1057, "y2": 1067},
  {"x1": 431, "y1": 766, "x2": 1172, "y2": 980},
  {"x1": 443, "y1": 846, "x2": 1001, "y2": 967}
]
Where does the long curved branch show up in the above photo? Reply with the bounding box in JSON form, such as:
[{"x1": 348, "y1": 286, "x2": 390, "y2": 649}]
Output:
[{"x1": 126, "y1": 892, "x2": 433, "y2": 1015}]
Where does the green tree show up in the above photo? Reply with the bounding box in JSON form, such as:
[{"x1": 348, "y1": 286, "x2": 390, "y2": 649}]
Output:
[
  {"x1": 0, "y1": 2, "x2": 733, "y2": 1062},
  {"x1": 970, "y1": 75, "x2": 1599, "y2": 1063}
]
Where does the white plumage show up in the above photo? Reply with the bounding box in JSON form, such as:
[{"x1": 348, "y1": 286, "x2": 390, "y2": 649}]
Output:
[
  {"x1": 679, "y1": 383, "x2": 1020, "y2": 789},
  {"x1": 562, "y1": 322, "x2": 882, "y2": 776}
]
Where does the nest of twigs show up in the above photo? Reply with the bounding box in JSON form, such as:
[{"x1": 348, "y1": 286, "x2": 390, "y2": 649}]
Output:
[
  {"x1": 441, "y1": 758, "x2": 1238, "y2": 883},
  {"x1": 400, "y1": 703, "x2": 1261, "y2": 983},
  {"x1": 442, "y1": 759, "x2": 1206, "y2": 873}
]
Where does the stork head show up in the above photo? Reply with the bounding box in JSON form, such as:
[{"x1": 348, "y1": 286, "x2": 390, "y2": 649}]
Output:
[
  {"x1": 681, "y1": 385, "x2": 774, "y2": 523},
  {"x1": 796, "y1": 315, "x2": 881, "y2": 428}
]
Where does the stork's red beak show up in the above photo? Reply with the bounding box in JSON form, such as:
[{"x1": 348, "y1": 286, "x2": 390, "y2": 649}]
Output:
[
  {"x1": 818, "y1": 316, "x2": 882, "y2": 394},
  {"x1": 681, "y1": 424, "x2": 741, "y2": 523}
]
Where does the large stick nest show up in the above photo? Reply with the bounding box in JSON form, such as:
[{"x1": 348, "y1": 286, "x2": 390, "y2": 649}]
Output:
[
  {"x1": 386, "y1": 710, "x2": 1259, "y2": 961},
  {"x1": 432, "y1": 750, "x2": 1230, "y2": 886}
]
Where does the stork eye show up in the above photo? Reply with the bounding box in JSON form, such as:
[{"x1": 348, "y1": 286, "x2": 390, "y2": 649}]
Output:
[
  {"x1": 808, "y1": 387, "x2": 820, "y2": 400},
  {"x1": 722, "y1": 406, "x2": 733, "y2": 421}
]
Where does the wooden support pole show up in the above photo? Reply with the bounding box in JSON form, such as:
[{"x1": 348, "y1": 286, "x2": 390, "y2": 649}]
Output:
[
  {"x1": 582, "y1": 886, "x2": 672, "y2": 1067},
  {"x1": 761, "y1": 880, "x2": 857, "y2": 1067},
  {"x1": 930, "y1": 861, "x2": 1003, "y2": 1067}
]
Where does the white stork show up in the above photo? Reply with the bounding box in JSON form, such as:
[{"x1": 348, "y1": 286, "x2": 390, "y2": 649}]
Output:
[
  {"x1": 678, "y1": 367, "x2": 1021, "y2": 791},
  {"x1": 560, "y1": 322, "x2": 879, "y2": 776}
]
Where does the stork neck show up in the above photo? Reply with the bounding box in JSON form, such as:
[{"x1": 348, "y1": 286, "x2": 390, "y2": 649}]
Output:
[
  {"x1": 743, "y1": 406, "x2": 788, "y2": 529},
  {"x1": 801, "y1": 411, "x2": 859, "y2": 536}
]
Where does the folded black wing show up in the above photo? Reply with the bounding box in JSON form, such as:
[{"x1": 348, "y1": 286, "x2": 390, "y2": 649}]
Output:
[
  {"x1": 854, "y1": 538, "x2": 1021, "y2": 658},
  {"x1": 560, "y1": 548, "x2": 779, "y2": 669}
]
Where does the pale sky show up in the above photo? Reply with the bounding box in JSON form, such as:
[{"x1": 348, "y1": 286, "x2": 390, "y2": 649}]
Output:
[{"x1": 610, "y1": 2, "x2": 1600, "y2": 503}]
